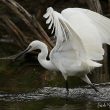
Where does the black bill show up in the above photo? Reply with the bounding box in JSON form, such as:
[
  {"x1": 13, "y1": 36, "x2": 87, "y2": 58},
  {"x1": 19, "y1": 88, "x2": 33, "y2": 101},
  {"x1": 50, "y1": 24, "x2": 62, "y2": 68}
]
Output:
[{"x1": 14, "y1": 46, "x2": 31, "y2": 61}]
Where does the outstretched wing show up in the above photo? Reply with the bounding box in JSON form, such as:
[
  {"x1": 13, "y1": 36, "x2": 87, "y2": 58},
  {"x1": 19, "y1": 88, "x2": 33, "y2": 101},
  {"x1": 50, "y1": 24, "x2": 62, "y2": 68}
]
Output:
[
  {"x1": 81, "y1": 8, "x2": 110, "y2": 45},
  {"x1": 61, "y1": 8, "x2": 110, "y2": 61},
  {"x1": 43, "y1": 7, "x2": 89, "y2": 72}
]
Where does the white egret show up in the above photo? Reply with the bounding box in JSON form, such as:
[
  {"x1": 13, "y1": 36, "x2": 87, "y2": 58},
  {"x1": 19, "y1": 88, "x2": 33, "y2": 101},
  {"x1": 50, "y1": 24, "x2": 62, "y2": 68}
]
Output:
[{"x1": 15, "y1": 7, "x2": 110, "y2": 93}]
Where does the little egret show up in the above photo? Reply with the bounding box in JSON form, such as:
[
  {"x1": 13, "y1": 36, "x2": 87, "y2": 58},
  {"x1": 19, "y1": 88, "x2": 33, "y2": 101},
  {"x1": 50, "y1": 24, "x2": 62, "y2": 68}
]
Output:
[{"x1": 15, "y1": 7, "x2": 110, "y2": 93}]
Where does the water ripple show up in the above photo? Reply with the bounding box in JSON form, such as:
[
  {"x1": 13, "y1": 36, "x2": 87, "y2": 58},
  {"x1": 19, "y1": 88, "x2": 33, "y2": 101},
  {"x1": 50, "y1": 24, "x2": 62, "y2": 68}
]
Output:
[{"x1": 0, "y1": 84, "x2": 110, "y2": 102}]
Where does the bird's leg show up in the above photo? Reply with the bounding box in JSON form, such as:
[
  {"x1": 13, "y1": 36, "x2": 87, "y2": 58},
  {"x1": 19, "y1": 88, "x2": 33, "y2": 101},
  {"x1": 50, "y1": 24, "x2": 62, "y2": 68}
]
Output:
[
  {"x1": 81, "y1": 75, "x2": 100, "y2": 93},
  {"x1": 62, "y1": 73, "x2": 69, "y2": 94},
  {"x1": 65, "y1": 80, "x2": 69, "y2": 102},
  {"x1": 65, "y1": 80, "x2": 69, "y2": 95},
  {"x1": 90, "y1": 83, "x2": 99, "y2": 93}
]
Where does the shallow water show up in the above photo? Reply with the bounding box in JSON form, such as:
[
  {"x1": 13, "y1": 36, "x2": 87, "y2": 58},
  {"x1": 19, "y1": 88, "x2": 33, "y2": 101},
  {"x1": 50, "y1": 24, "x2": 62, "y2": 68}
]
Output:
[{"x1": 0, "y1": 85, "x2": 110, "y2": 110}]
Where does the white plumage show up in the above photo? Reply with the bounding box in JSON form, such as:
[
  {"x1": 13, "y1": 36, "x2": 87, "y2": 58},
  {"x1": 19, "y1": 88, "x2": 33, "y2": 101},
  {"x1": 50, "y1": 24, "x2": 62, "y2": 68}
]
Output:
[
  {"x1": 16, "y1": 7, "x2": 110, "y2": 92},
  {"x1": 43, "y1": 7, "x2": 104, "y2": 79}
]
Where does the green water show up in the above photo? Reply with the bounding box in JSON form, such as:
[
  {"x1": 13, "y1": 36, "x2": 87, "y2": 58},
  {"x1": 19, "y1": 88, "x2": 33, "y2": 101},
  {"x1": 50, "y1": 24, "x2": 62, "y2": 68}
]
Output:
[
  {"x1": 0, "y1": 86, "x2": 110, "y2": 110},
  {"x1": 0, "y1": 98, "x2": 107, "y2": 110}
]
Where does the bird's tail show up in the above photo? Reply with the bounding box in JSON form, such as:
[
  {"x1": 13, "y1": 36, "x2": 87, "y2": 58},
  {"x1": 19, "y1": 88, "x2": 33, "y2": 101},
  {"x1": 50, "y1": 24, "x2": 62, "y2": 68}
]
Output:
[{"x1": 86, "y1": 59, "x2": 102, "y2": 68}]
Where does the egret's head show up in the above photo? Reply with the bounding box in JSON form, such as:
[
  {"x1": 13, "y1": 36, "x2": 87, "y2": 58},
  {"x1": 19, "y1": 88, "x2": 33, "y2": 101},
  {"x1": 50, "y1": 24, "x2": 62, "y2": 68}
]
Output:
[
  {"x1": 14, "y1": 40, "x2": 41, "y2": 60},
  {"x1": 27, "y1": 40, "x2": 42, "y2": 52}
]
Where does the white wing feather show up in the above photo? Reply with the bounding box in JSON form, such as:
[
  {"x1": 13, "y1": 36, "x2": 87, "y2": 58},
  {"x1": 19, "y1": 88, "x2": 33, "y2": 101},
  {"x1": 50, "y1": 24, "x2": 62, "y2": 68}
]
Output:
[
  {"x1": 44, "y1": 7, "x2": 103, "y2": 73},
  {"x1": 44, "y1": 7, "x2": 88, "y2": 71},
  {"x1": 61, "y1": 8, "x2": 110, "y2": 61},
  {"x1": 82, "y1": 8, "x2": 110, "y2": 45}
]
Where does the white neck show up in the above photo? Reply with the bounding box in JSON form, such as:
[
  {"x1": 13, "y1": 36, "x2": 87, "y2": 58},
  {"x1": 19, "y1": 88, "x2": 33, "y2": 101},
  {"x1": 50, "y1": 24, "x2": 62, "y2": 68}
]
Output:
[{"x1": 37, "y1": 42, "x2": 55, "y2": 70}]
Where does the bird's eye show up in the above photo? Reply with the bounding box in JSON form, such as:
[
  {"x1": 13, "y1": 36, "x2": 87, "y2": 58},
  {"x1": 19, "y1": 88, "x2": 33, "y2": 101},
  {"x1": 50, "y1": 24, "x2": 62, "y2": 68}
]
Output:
[{"x1": 29, "y1": 45, "x2": 32, "y2": 49}]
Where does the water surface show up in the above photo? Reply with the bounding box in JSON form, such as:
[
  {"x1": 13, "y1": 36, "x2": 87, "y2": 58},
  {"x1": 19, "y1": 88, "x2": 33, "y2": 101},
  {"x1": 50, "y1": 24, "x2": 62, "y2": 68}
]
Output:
[{"x1": 0, "y1": 86, "x2": 110, "y2": 110}]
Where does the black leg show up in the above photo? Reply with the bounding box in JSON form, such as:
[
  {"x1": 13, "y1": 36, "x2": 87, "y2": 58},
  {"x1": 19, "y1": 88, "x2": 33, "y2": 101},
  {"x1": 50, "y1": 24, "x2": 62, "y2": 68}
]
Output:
[
  {"x1": 90, "y1": 84, "x2": 99, "y2": 93},
  {"x1": 65, "y1": 80, "x2": 69, "y2": 94},
  {"x1": 65, "y1": 80, "x2": 69, "y2": 102}
]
